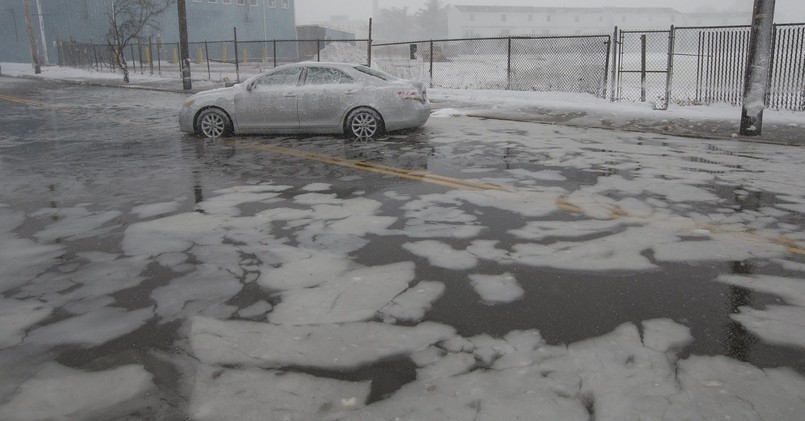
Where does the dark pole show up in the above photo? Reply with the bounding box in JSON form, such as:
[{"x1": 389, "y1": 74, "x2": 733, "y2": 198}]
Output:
[
  {"x1": 367, "y1": 17, "x2": 372, "y2": 67},
  {"x1": 178, "y1": 0, "x2": 192, "y2": 90},
  {"x1": 640, "y1": 34, "x2": 647, "y2": 102},
  {"x1": 740, "y1": 0, "x2": 776, "y2": 136},
  {"x1": 233, "y1": 27, "x2": 240, "y2": 83}
]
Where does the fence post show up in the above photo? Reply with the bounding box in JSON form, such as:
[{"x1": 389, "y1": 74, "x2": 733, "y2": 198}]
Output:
[
  {"x1": 234, "y1": 27, "x2": 240, "y2": 83},
  {"x1": 205, "y1": 41, "x2": 211, "y2": 80},
  {"x1": 602, "y1": 36, "x2": 611, "y2": 99},
  {"x1": 157, "y1": 40, "x2": 162, "y2": 75},
  {"x1": 138, "y1": 41, "x2": 143, "y2": 73},
  {"x1": 149, "y1": 37, "x2": 154, "y2": 75},
  {"x1": 429, "y1": 40, "x2": 434, "y2": 88},
  {"x1": 317, "y1": 39, "x2": 321, "y2": 62},
  {"x1": 507, "y1": 37, "x2": 512, "y2": 90},
  {"x1": 367, "y1": 17, "x2": 373, "y2": 67},
  {"x1": 663, "y1": 25, "x2": 676, "y2": 110},
  {"x1": 640, "y1": 34, "x2": 647, "y2": 102},
  {"x1": 610, "y1": 26, "x2": 619, "y2": 101},
  {"x1": 273, "y1": 39, "x2": 277, "y2": 67}
]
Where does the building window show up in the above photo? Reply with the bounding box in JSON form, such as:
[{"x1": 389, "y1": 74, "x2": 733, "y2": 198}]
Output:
[
  {"x1": 574, "y1": 15, "x2": 580, "y2": 23},
  {"x1": 622, "y1": 15, "x2": 626, "y2": 23},
  {"x1": 282, "y1": 0, "x2": 289, "y2": 8},
  {"x1": 528, "y1": 14, "x2": 533, "y2": 22},
  {"x1": 222, "y1": 0, "x2": 231, "y2": 4},
  {"x1": 546, "y1": 15, "x2": 551, "y2": 22},
  {"x1": 250, "y1": 0, "x2": 257, "y2": 5},
  {"x1": 208, "y1": 0, "x2": 217, "y2": 3},
  {"x1": 599, "y1": 15, "x2": 603, "y2": 22},
  {"x1": 267, "y1": 0, "x2": 276, "y2": 6},
  {"x1": 236, "y1": 0, "x2": 245, "y2": 5},
  {"x1": 501, "y1": 14, "x2": 506, "y2": 22},
  {"x1": 470, "y1": 14, "x2": 475, "y2": 21}
]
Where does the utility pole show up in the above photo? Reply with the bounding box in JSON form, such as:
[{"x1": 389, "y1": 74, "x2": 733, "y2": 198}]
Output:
[
  {"x1": 178, "y1": 0, "x2": 192, "y2": 90},
  {"x1": 23, "y1": 0, "x2": 40, "y2": 74},
  {"x1": 35, "y1": 0, "x2": 48, "y2": 65},
  {"x1": 739, "y1": 0, "x2": 776, "y2": 136}
]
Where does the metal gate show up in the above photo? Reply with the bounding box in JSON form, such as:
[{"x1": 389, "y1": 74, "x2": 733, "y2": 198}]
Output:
[{"x1": 615, "y1": 29, "x2": 671, "y2": 107}]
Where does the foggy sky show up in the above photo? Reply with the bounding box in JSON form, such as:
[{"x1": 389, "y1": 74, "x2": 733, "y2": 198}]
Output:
[{"x1": 295, "y1": 0, "x2": 805, "y2": 24}]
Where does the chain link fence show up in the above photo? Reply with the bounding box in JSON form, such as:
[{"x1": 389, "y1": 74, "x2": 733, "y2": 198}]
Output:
[
  {"x1": 617, "y1": 23, "x2": 805, "y2": 110},
  {"x1": 372, "y1": 35, "x2": 611, "y2": 96},
  {"x1": 58, "y1": 38, "x2": 370, "y2": 83},
  {"x1": 55, "y1": 24, "x2": 803, "y2": 111}
]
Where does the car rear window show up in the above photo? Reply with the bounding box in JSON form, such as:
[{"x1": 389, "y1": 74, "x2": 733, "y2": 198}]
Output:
[{"x1": 353, "y1": 66, "x2": 400, "y2": 81}]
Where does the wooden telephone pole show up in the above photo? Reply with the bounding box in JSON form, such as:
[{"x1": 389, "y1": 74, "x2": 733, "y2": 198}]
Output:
[
  {"x1": 178, "y1": 0, "x2": 192, "y2": 90},
  {"x1": 23, "y1": 0, "x2": 41, "y2": 74}
]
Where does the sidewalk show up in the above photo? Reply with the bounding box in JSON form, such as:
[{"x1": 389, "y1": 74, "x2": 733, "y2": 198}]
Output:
[{"x1": 3, "y1": 62, "x2": 804, "y2": 146}]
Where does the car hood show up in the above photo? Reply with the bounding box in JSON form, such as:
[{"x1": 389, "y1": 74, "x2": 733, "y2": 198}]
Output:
[{"x1": 190, "y1": 85, "x2": 240, "y2": 101}]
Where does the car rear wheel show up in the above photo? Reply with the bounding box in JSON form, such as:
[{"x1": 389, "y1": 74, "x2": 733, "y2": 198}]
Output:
[
  {"x1": 346, "y1": 108, "x2": 384, "y2": 140},
  {"x1": 196, "y1": 108, "x2": 232, "y2": 138}
]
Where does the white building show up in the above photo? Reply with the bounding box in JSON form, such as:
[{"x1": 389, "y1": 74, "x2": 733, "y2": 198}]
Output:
[{"x1": 447, "y1": 5, "x2": 750, "y2": 39}]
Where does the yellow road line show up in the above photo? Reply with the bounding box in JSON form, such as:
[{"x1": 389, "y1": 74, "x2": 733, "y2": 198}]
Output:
[{"x1": 232, "y1": 140, "x2": 508, "y2": 191}]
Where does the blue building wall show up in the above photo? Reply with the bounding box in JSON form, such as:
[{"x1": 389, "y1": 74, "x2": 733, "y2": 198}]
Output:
[{"x1": 0, "y1": 0, "x2": 297, "y2": 64}]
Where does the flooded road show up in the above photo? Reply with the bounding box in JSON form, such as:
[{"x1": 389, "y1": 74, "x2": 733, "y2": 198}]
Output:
[{"x1": 2, "y1": 78, "x2": 805, "y2": 420}]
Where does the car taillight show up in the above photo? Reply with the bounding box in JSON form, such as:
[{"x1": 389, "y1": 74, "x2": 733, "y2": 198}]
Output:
[{"x1": 397, "y1": 90, "x2": 422, "y2": 101}]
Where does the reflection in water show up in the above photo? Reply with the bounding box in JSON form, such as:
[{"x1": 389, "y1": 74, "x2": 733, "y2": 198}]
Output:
[{"x1": 725, "y1": 261, "x2": 756, "y2": 362}]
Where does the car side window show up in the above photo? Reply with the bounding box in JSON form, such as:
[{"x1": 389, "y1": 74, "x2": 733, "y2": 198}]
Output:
[
  {"x1": 254, "y1": 68, "x2": 302, "y2": 87},
  {"x1": 304, "y1": 67, "x2": 353, "y2": 85}
]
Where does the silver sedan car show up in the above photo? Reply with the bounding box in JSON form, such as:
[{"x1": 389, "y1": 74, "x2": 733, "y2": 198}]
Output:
[{"x1": 179, "y1": 62, "x2": 431, "y2": 139}]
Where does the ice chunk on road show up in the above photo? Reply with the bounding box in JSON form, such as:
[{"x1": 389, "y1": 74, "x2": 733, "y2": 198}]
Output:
[
  {"x1": 641, "y1": 318, "x2": 693, "y2": 353},
  {"x1": 508, "y1": 219, "x2": 623, "y2": 241},
  {"x1": 191, "y1": 365, "x2": 370, "y2": 421},
  {"x1": 257, "y1": 250, "x2": 350, "y2": 291},
  {"x1": 268, "y1": 262, "x2": 414, "y2": 325},
  {"x1": 32, "y1": 207, "x2": 122, "y2": 243},
  {"x1": 403, "y1": 240, "x2": 478, "y2": 270},
  {"x1": 190, "y1": 316, "x2": 455, "y2": 370},
  {"x1": 380, "y1": 281, "x2": 445, "y2": 323},
  {"x1": 301, "y1": 182, "x2": 332, "y2": 192},
  {"x1": 0, "y1": 363, "x2": 155, "y2": 421},
  {"x1": 0, "y1": 235, "x2": 63, "y2": 292},
  {"x1": 24, "y1": 306, "x2": 153, "y2": 347},
  {"x1": 469, "y1": 273, "x2": 524, "y2": 304},
  {"x1": 715, "y1": 275, "x2": 805, "y2": 349},
  {"x1": 667, "y1": 355, "x2": 805, "y2": 421},
  {"x1": 131, "y1": 201, "x2": 180, "y2": 218},
  {"x1": 0, "y1": 299, "x2": 52, "y2": 348},
  {"x1": 152, "y1": 263, "x2": 241, "y2": 321}
]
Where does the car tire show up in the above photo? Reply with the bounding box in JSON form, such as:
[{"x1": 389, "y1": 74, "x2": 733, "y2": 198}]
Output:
[
  {"x1": 346, "y1": 107, "x2": 384, "y2": 140},
  {"x1": 195, "y1": 108, "x2": 232, "y2": 138}
]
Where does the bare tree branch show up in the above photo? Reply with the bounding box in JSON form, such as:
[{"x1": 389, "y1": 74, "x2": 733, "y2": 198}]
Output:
[{"x1": 106, "y1": 0, "x2": 175, "y2": 83}]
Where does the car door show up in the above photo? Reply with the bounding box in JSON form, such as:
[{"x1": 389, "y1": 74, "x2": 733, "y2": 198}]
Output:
[
  {"x1": 296, "y1": 66, "x2": 362, "y2": 130},
  {"x1": 234, "y1": 66, "x2": 302, "y2": 132}
]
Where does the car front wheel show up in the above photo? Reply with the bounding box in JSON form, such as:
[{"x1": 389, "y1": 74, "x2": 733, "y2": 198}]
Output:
[
  {"x1": 196, "y1": 108, "x2": 232, "y2": 138},
  {"x1": 346, "y1": 108, "x2": 384, "y2": 140}
]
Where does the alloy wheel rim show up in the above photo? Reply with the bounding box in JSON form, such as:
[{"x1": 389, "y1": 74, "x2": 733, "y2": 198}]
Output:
[
  {"x1": 351, "y1": 113, "x2": 377, "y2": 139},
  {"x1": 201, "y1": 114, "x2": 225, "y2": 138}
]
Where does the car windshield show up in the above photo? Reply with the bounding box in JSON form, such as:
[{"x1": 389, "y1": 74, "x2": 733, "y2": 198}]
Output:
[{"x1": 353, "y1": 65, "x2": 400, "y2": 81}]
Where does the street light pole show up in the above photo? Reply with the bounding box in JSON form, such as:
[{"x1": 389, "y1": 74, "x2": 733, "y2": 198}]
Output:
[
  {"x1": 178, "y1": 0, "x2": 192, "y2": 90},
  {"x1": 739, "y1": 0, "x2": 776, "y2": 136}
]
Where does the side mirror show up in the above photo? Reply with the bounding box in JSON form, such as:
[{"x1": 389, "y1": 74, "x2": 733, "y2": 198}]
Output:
[{"x1": 245, "y1": 81, "x2": 255, "y2": 92}]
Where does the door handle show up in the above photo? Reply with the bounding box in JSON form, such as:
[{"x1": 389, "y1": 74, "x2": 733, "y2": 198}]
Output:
[
  {"x1": 282, "y1": 92, "x2": 296, "y2": 97},
  {"x1": 345, "y1": 89, "x2": 358, "y2": 95}
]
